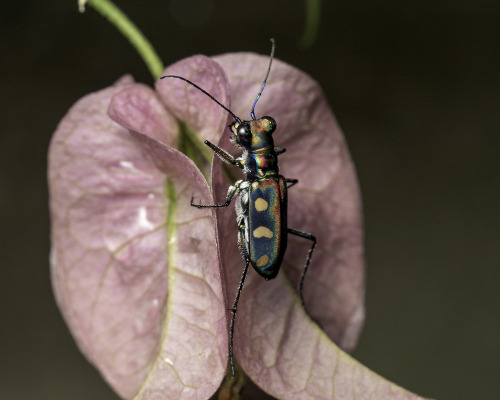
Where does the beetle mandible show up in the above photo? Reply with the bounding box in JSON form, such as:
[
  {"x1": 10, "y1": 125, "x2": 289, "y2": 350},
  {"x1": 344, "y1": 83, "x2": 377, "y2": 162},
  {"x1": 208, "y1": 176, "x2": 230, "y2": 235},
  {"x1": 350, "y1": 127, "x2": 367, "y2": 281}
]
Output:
[{"x1": 161, "y1": 39, "x2": 316, "y2": 377}]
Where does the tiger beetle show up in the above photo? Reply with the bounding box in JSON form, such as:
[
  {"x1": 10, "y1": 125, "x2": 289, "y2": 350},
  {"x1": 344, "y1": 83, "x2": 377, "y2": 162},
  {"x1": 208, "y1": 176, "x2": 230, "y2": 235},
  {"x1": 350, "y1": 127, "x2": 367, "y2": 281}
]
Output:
[{"x1": 160, "y1": 39, "x2": 316, "y2": 378}]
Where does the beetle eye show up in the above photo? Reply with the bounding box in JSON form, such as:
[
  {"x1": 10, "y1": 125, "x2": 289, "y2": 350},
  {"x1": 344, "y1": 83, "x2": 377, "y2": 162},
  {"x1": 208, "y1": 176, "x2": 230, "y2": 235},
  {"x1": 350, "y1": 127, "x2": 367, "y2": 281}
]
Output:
[
  {"x1": 237, "y1": 124, "x2": 251, "y2": 139},
  {"x1": 265, "y1": 116, "x2": 276, "y2": 133}
]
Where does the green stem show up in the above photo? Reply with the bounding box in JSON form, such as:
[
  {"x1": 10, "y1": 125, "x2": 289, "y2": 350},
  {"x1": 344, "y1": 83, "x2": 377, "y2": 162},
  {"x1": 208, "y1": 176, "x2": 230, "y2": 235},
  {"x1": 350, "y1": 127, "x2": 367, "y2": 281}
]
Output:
[
  {"x1": 79, "y1": 0, "x2": 164, "y2": 79},
  {"x1": 299, "y1": 0, "x2": 322, "y2": 48},
  {"x1": 78, "y1": 0, "x2": 213, "y2": 172}
]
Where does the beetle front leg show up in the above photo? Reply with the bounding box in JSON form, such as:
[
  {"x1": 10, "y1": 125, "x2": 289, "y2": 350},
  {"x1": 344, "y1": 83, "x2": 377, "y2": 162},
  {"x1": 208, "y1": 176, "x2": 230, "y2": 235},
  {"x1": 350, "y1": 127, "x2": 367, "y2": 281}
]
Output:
[
  {"x1": 191, "y1": 180, "x2": 243, "y2": 208},
  {"x1": 205, "y1": 140, "x2": 238, "y2": 165}
]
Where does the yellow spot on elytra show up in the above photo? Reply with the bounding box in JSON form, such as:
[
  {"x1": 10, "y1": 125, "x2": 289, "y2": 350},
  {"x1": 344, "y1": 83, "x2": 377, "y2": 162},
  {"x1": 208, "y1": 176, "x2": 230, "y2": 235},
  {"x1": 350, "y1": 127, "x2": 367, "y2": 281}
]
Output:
[
  {"x1": 255, "y1": 198, "x2": 268, "y2": 211},
  {"x1": 252, "y1": 182, "x2": 259, "y2": 189},
  {"x1": 253, "y1": 226, "x2": 273, "y2": 238},
  {"x1": 256, "y1": 255, "x2": 269, "y2": 267}
]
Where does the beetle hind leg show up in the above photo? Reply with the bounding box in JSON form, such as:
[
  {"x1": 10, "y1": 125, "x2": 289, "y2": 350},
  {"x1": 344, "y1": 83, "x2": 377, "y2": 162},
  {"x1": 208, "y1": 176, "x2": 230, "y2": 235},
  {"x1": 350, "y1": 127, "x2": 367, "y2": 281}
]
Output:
[
  {"x1": 228, "y1": 254, "x2": 250, "y2": 379},
  {"x1": 287, "y1": 228, "x2": 317, "y2": 319},
  {"x1": 226, "y1": 223, "x2": 251, "y2": 379}
]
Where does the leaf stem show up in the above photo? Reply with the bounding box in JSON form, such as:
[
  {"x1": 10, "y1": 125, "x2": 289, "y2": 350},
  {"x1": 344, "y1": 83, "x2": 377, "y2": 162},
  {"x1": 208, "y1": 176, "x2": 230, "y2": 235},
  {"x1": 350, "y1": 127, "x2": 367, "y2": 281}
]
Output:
[{"x1": 78, "y1": 0, "x2": 164, "y2": 79}]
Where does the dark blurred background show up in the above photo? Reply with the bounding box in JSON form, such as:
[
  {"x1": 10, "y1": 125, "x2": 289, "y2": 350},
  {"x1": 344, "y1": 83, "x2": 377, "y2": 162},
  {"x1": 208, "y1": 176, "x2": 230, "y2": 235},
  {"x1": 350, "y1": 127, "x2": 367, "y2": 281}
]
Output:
[{"x1": 1, "y1": 1, "x2": 499, "y2": 399}]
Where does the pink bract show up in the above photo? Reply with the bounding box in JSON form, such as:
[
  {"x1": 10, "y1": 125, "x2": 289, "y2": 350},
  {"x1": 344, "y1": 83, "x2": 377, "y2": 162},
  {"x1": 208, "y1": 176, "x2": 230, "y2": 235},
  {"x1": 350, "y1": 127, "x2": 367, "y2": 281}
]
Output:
[{"x1": 49, "y1": 53, "x2": 429, "y2": 400}]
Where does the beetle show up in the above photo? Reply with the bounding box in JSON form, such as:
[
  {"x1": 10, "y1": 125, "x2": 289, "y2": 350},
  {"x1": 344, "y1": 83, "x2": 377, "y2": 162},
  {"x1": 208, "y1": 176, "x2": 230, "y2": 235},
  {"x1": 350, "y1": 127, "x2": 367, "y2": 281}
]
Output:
[{"x1": 161, "y1": 39, "x2": 316, "y2": 377}]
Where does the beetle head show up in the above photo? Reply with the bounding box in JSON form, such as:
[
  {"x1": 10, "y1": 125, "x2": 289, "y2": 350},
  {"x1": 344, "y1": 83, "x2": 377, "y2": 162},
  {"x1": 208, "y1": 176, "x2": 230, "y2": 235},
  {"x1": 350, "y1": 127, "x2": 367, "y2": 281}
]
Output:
[{"x1": 230, "y1": 116, "x2": 276, "y2": 150}]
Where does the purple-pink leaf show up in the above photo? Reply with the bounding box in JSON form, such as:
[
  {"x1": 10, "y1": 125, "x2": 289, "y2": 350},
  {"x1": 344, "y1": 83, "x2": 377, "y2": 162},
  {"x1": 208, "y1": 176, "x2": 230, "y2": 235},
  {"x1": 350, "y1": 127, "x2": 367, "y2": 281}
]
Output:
[
  {"x1": 49, "y1": 54, "x2": 431, "y2": 399},
  {"x1": 49, "y1": 76, "x2": 226, "y2": 399}
]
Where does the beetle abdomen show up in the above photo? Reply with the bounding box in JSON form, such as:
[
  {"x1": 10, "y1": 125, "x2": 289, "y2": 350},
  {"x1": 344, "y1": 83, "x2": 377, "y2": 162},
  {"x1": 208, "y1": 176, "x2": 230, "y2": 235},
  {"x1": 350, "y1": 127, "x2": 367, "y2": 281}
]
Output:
[{"x1": 248, "y1": 177, "x2": 287, "y2": 279}]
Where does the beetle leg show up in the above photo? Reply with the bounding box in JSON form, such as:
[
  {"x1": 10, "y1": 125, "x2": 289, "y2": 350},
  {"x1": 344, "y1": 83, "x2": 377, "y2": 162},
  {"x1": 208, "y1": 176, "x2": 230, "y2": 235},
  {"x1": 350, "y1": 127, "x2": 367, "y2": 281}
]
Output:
[
  {"x1": 274, "y1": 146, "x2": 286, "y2": 155},
  {"x1": 287, "y1": 228, "x2": 317, "y2": 316},
  {"x1": 229, "y1": 254, "x2": 250, "y2": 379},
  {"x1": 285, "y1": 178, "x2": 298, "y2": 188},
  {"x1": 205, "y1": 140, "x2": 237, "y2": 165},
  {"x1": 191, "y1": 180, "x2": 243, "y2": 208}
]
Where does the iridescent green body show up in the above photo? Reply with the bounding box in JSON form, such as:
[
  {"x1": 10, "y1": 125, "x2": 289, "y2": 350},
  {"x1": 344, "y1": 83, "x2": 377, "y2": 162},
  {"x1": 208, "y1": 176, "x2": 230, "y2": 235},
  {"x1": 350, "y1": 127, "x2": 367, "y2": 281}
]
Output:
[
  {"x1": 230, "y1": 117, "x2": 288, "y2": 278},
  {"x1": 231, "y1": 117, "x2": 287, "y2": 279}
]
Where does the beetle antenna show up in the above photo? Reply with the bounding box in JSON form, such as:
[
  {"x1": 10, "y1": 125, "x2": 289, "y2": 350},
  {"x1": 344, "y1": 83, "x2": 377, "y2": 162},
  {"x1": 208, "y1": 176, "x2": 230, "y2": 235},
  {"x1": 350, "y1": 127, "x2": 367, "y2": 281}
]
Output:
[
  {"x1": 250, "y1": 38, "x2": 275, "y2": 120},
  {"x1": 160, "y1": 75, "x2": 242, "y2": 124}
]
